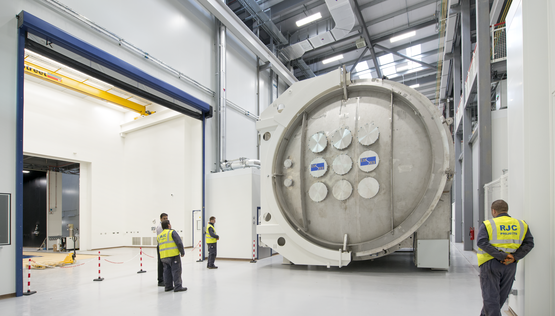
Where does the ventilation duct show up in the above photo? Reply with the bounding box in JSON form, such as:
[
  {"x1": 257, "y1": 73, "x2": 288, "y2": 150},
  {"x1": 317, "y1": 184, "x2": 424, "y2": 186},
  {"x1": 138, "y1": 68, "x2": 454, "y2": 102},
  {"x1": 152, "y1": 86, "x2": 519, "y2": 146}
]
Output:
[
  {"x1": 237, "y1": 0, "x2": 289, "y2": 45},
  {"x1": 281, "y1": 0, "x2": 356, "y2": 61}
]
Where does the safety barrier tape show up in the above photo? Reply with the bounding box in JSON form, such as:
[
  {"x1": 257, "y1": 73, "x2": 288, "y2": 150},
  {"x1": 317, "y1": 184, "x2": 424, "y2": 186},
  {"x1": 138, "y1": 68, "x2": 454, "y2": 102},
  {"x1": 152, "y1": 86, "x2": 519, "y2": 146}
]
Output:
[
  {"x1": 142, "y1": 252, "x2": 156, "y2": 259},
  {"x1": 103, "y1": 253, "x2": 139, "y2": 265}
]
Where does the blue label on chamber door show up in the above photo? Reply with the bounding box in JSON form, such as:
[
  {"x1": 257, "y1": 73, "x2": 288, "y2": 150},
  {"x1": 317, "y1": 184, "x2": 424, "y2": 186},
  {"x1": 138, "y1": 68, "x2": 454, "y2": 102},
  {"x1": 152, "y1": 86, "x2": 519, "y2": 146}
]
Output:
[
  {"x1": 311, "y1": 163, "x2": 325, "y2": 171},
  {"x1": 360, "y1": 156, "x2": 376, "y2": 166}
]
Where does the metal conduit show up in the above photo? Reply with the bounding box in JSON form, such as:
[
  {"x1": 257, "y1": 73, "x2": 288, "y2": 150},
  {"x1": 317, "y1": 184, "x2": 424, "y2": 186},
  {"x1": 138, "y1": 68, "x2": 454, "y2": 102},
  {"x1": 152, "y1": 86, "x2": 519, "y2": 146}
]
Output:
[
  {"x1": 220, "y1": 158, "x2": 261, "y2": 171},
  {"x1": 218, "y1": 20, "x2": 227, "y2": 165},
  {"x1": 226, "y1": 100, "x2": 259, "y2": 121}
]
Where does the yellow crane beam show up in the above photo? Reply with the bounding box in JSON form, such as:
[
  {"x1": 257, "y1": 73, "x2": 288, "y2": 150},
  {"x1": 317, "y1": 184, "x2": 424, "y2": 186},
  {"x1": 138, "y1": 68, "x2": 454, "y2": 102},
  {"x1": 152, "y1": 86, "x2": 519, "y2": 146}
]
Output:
[{"x1": 23, "y1": 61, "x2": 147, "y2": 115}]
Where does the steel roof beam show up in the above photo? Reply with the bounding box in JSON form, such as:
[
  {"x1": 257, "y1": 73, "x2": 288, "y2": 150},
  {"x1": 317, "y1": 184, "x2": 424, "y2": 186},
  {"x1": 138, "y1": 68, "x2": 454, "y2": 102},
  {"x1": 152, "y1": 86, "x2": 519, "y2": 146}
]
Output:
[
  {"x1": 309, "y1": 49, "x2": 437, "y2": 77},
  {"x1": 349, "y1": 47, "x2": 369, "y2": 73},
  {"x1": 305, "y1": 34, "x2": 438, "y2": 64},
  {"x1": 351, "y1": 0, "x2": 382, "y2": 77},
  {"x1": 374, "y1": 44, "x2": 438, "y2": 70},
  {"x1": 360, "y1": 0, "x2": 438, "y2": 29}
]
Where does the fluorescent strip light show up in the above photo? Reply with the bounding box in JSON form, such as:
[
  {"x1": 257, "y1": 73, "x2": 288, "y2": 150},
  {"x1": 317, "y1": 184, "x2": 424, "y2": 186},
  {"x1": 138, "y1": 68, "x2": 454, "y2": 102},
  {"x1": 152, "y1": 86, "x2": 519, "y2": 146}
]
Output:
[
  {"x1": 409, "y1": 84, "x2": 420, "y2": 89},
  {"x1": 23, "y1": 170, "x2": 30, "y2": 173},
  {"x1": 390, "y1": 31, "x2": 416, "y2": 43},
  {"x1": 296, "y1": 12, "x2": 322, "y2": 27},
  {"x1": 322, "y1": 54, "x2": 344, "y2": 65}
]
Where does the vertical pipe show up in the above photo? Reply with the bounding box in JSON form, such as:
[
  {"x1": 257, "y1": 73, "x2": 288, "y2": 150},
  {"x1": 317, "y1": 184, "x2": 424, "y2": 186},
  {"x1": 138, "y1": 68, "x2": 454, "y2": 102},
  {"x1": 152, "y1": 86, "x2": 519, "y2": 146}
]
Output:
[
  {"x1": 256, "y1": 57, "x2": 260, "y2": 160},
  {"x1": 16, "y1": 27, "x2": 25, "y2": 297},
  {"x1": 476, "y1": 0, "x2": 492, "y2": 227},
  {"x1": 217, "y1": 20, "x2": 227, "y2": 168},
  {"x1": 202, "y1": 115, "x2": 206, "y2": 261}
]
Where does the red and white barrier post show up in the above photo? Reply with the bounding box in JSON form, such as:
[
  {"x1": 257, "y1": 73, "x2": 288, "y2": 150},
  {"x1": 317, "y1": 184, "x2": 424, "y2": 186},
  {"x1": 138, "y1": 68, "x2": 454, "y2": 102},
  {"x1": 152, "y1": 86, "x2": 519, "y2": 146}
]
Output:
[
  {"x1": 93, "y1": 251, "x2": 104, "y2": 281},
  {"x1": 22, "y1": 259, "x2": 36, "y2": 295},
  {"x1": 196, "y1": 240, "x2": 202, "y2": 262},
  {"x1": 137, "y1": 247, "x2": 146, "y2": 273},
  {"x1": 250, "y1": 240, "x2": 257, "y2": 263}
]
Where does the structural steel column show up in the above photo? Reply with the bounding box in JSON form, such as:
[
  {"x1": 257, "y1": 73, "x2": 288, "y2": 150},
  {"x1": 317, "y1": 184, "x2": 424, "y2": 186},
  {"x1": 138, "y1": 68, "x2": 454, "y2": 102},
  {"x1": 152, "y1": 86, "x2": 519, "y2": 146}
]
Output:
[
  {"x1": 462, "y1": 108, "x2": 473, "y2": 250},
  {"x1": 476, "y1": 0, "x2": 491, "y2": 226},
  {"x1": 460, "y1": 0, "x2": 473, "y2": 250},
  {"x1": 453, "y1": 46, "x2": 463, "y2": 243},
  {"x1": 461, "y1": 0, "x2": 471, "y2": 81}
]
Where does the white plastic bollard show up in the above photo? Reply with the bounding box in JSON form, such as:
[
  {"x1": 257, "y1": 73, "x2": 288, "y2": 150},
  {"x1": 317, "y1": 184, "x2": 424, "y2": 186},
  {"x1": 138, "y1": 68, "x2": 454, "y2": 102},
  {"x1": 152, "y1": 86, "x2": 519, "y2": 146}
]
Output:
[
  {"x1": 93, "y1": 251, "x2": 104, "y2": 281},
  {"x1": 22, "y1": 259, "x2": 37, "y2": 295},
  {"x1": 137, "y1": 247, "x2": 146, "y2": 273}
]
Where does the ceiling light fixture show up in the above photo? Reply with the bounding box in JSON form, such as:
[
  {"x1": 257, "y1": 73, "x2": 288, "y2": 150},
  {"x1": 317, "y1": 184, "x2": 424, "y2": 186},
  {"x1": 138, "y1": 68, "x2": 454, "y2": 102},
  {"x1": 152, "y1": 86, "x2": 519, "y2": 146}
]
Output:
[
  {"x1": 409, "y1": 84, "x2": 420, "y2": 89},
  {"x1": 390, "y1": 31, "x2": 416, "y2": 43},
  {"x1": 296, "y1": 12, "x2": 322, "y2": 27},
  {"x1": 322, "y1": 54, "x2": 344, "y2": 64},
  {"x1": 23, "y1": 170, "x2": 30, "y2": 173}
]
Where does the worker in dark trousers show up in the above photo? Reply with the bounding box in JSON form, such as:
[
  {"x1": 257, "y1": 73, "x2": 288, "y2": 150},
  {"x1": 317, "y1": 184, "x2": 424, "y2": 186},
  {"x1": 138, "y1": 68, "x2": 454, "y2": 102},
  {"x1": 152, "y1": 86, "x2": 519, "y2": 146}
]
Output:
[
  {"x1": 157, "y1": 220, "x2": 187, "y2": 292},
  {"x1": 156, "y1": 213, "x2": 168, "y2": 286},
  {"x1": 477, "y1": 200, "x2": 534, "y2": 316},
  {"x1": 206, "y1": 216, "x2": 219, "y2": 269}
]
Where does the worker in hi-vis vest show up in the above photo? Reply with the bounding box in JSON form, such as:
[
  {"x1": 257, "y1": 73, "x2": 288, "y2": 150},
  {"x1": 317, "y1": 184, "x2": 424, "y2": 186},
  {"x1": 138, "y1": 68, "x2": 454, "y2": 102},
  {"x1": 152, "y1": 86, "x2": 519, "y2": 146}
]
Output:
[
  {"x1": 206, "y1": 216, "x2": 219, "y2": 269},
  {"x1": 157, "y1": 220, "x2": 187, "y2": 292},
  {"x1": 155, "y1": 213, "x2": 168, "y2": 287},
  {"x1": 476, "y1": 200, "x2": 534, "y2": 316}
]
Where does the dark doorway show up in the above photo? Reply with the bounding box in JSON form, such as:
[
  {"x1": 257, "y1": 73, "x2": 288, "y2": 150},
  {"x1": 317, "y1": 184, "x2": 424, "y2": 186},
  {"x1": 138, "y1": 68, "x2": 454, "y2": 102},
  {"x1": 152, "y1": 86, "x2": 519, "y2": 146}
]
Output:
[
  {"x1": 22, "y1": 171, "x2": 47, "y2": 248},
  {"x1": 23, "y1": 155, "x2": 80, "y2": 250}
]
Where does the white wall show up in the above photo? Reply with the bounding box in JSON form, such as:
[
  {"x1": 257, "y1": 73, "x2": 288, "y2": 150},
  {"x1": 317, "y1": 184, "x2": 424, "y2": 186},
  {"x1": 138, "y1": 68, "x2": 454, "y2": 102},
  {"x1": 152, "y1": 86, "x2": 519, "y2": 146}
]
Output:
[
  {"x1": 24, "y1": 0, "x2": 216, "y2": 106},
  {"x1": 24, "y1": 79, "x2": 203, "y2": 250},
  {"x1": 122, "y1": 115, "x2": 202, "y2": 248},
  {"x1": 24, "y1": 79, "x2": 127, "y2": 249},
  {"x1": 225, "y1": 30, "x2": 258, "y2": 160},
  {"x1": 0, "y1": 0, "x2": 20, "y2": 297},
  {"x1": 491, "y1": 109, "x2": 508, "y2": 180},
  {"x1": 206, "y1": 168, "x2": 260, "y2": 259},
  {"x1": 507, "y1": 0, "x2": 554, "y2": 314},
  {"x1": 46, "y1": 171, "x2": 63, "y2": 249}
]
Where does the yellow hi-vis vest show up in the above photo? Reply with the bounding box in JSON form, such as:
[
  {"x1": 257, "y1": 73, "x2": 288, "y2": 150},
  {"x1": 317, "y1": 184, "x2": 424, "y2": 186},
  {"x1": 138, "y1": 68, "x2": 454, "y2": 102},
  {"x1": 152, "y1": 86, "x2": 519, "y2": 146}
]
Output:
[
  {"x1": 157, "y1": 229, "x2": 180, "y2": 259},
  {"x1": 205, "y1": 224, "x2": 217, "y2": 244},
  {"x1": 477, "y1": 216, "x2": 528, "y2": 266}
]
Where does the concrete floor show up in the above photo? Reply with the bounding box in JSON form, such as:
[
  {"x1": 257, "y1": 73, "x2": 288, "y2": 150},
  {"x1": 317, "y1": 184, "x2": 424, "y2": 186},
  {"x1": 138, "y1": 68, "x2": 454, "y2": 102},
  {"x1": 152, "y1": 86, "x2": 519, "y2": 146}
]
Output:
[{"x1": 1, "y1": 242, "x2": 483, "y2": 316}]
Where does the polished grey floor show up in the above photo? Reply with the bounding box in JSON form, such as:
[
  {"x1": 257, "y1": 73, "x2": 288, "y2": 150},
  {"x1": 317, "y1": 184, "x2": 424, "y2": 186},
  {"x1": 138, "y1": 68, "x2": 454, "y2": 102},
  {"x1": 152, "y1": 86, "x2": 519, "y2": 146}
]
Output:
[{"x1": 2, "y1": 242, "x2": 483, "y2": 316}]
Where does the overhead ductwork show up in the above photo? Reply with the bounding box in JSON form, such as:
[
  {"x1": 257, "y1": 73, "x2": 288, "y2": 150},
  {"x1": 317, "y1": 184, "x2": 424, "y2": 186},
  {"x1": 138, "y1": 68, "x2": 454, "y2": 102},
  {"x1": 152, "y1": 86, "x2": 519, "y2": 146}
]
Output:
[
  {"x1": 281, "y1": 0, "x2": 356, "y2": 61},
  {"x1": 236, "y1": 0, "x2": 289, "y2": 45}
]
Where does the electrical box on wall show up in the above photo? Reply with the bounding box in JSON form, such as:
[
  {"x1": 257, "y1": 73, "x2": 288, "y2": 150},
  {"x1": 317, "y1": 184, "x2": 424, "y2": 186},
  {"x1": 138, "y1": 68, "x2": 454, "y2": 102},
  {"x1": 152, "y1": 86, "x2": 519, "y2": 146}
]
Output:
[{"x1": 496, "y1": 80, "x2": 507, "y2": 110}]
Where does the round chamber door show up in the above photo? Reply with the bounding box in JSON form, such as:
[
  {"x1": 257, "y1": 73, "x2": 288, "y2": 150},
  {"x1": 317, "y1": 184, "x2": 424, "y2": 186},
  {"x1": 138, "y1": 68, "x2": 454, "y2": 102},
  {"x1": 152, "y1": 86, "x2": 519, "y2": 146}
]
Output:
[{"x1": 271, "y1": 80, "x2": 453, "y2": 256}]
